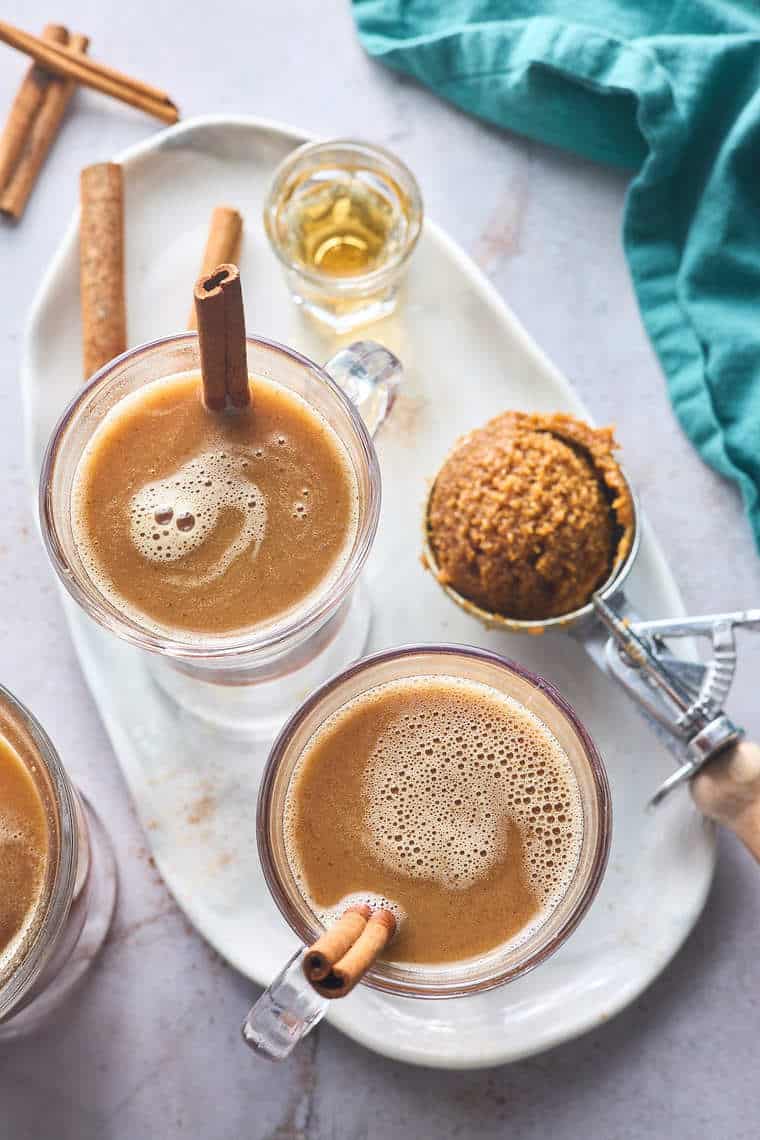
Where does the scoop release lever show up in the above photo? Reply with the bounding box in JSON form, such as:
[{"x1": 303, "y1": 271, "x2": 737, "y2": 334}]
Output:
[{"x1": 590, "y1": 595, "x2": 755, "y2": 805}]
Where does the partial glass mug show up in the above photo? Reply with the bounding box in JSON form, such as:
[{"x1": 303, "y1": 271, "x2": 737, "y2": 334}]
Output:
[
  {"x1": 243, "y1": 644, "x2": 611, "y2": 1060},
  {"x1": 0, "y1": 684, "x2": 116, "y2": 1038},
  {"x1": 39, "y1": 335, "x2": 401, "y2": 729}
]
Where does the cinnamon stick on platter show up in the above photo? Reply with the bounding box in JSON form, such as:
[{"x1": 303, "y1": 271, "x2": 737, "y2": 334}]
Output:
[
  {"x1": 303, "y1": 907, "x2": 397, "y2": 999},
  {"x1": 187, "y1": 207, "x2": 243, "y2": 329},
  {"x1": 193, "y1": 264, "x2": 250, "y2": 411},
  {"x1": 80, "y1": 163, "x2": 127, "y2": 379},
  {"x1": 0, "y1": 26, "x2": 89, "y2": 220},
  {"x1": 0, "y1": 24, "x2": 66, "y2": 192}
]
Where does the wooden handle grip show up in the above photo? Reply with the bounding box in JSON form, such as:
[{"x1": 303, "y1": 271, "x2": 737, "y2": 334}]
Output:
[{"x1": 691, "y1": 740, "x2": 760, "y2": 862}]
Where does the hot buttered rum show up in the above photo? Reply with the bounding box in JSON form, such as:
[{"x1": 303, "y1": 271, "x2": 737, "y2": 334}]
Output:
[
  {"x1": 71, "y1": 372, "x2": 359, "y2": 639},
  {"x1": 285, "y1": 675, "x2": 583, "y2": 965}
]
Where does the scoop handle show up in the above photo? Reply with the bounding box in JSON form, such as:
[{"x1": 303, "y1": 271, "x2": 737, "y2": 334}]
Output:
[{"x1": 691, "y1": 740, "x2": 760, "y2": 862}]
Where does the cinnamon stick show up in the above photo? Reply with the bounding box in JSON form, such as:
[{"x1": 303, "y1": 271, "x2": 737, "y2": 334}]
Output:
[
  {"x1": 305, "y1": 909, "x2": 396, "y2": 1000},
  {"x1": 0, "y1": 20, "x2": 178, "y2": 124},
  {"x1": 0, "y1": 24, "x2": 67, "y2": 195},
  {"x1": 193, "y1": 263, "x2": 250, "y2": 411},
  {"x1": 187, "y1": 207, "x2": 243, "y2": 329},
  {"x1": 1, "y1": 30, "x2": 90, "y2": 221},
  {"x1": 80, "y1": 163, "x2": 126, "y2": 379},
  {"x1": 303, "y1": 904, "x2": 371, "y2": 982}
]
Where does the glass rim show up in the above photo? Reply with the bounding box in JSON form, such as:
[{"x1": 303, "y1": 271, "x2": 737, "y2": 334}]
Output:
[
  {"x1": 257, "y1": 643, "x2": 612, "y2": 1000},
  {"x1": 0, "y1": 684, "x2": 79, "y2": 1020},
  {"x1": 263, "y1": 138, "x2": 424, "y2": 290},
  {"x1": 38, "y1": 332, "x2": 382, "y2": 663}
]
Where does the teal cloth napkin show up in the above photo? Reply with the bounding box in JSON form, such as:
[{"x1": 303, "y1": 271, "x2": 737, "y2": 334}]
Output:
[{"x1": 353, "y1": 1, "x2": 760, "y2": 549}]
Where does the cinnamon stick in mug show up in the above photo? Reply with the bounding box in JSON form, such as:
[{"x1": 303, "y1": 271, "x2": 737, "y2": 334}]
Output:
[
  {"x1": 306, "y1": 909, "x2": 396, "y2": 999},
  {"x1": 187, "y1": 207, "x2": 243, "y2": 329},
  {"x1": 80, "y1": 162, "x2": 126, "y2": 379},
  {"x1": 1, "y1": 30, "x2": 90, "y2": 220},
  {"x1": 193, "y1": 263, "x2": 250, "y2": 411},
  {"x1": 303, "y1": 904, "x2": 371, "y2": 982}
]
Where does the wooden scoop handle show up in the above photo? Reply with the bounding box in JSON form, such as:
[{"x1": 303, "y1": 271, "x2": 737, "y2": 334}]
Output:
[{"x1": 691, "y1": 741, "x2": 760, "y2": 862}]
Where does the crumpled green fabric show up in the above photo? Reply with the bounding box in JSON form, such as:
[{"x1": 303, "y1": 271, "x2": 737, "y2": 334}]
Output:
[{"x1": 352, "y1": 1, "x2": 760, "y2": 549}]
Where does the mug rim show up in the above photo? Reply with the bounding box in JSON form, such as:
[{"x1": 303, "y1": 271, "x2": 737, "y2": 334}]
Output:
[
  {"x1": 257, "y1": 642, "x2": 612, "y2": 1000},
  {"x1": 38, "y1": 332, "x2": 382, "y2": 663}
]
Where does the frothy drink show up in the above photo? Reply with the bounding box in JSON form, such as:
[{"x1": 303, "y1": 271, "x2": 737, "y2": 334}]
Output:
[
  {"x1": 0, "y1": 722, "x2": 49, "y2": 985},
  {"x1": 285, "y1": 676, "x2": 583, "y2": 965},
  {"x1": 71, "y1": 373, "x2": 358, "y2": 638}
]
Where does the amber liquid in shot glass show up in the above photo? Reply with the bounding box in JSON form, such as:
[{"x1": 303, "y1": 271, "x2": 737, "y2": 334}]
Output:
[{"x1": 265, "y1": 140, "x2": 423, "y2": 332}]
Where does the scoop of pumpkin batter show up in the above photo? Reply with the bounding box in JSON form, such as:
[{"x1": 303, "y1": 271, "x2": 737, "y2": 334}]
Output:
[{"x1": 427, "y1": 412, "x2": 633, "y2": 622}]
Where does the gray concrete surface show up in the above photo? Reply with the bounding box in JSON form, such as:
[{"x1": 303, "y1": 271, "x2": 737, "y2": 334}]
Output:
[{"x1": 1, "y1": 3, "x2": 758, "y2": 1137}]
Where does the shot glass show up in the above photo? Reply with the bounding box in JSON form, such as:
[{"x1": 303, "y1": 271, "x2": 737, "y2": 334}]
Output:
[
  {"x1": 264, "y1": 140, "x2": 423, "y2": 332},
  {"x1": 0, "y1": 684, "x2": 116, "y2": 1039},
  {"x1": 40, "y1": 335, "x2": 401, "y2": 728},
  {"x1": 243, "y1": 644, "x2": 611, "y2": 1060}
]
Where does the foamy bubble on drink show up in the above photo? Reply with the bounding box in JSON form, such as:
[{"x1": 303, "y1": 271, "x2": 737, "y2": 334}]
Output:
[
  {"x1": 315, "y1": 891, "x2": 408, "y2": 933},
  {"x1": 128, "y1": 451, "x2": 267, "y2": 586},
  {"x1": 359, "y1": 680, "x2": 583, "y2": 905}
]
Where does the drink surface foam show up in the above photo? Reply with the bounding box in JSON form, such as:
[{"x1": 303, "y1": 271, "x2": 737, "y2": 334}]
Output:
[
  {"x1": 284, "y1": 675, "x2": 584, "y2": 965},
  {"x1": 129, "y1": 451, "x2": 267, "y2": 585},
  {"x1": 0, "y1": 733, "x2": 49, "y2": 983},
  {"x1": 70, "y1": 372, "x2": 359, "y2": 640}
]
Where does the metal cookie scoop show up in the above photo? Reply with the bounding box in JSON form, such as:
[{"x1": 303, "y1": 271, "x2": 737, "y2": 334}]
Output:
[
  {"x1": 590, "y1": 596, "x2": 759, "y2": 805},
  {"x1": 424, "y1": 459, "x2": 757, "y2": 807}
]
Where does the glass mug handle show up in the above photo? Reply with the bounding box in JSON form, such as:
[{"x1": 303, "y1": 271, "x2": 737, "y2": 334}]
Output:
[
  {"x1": 242, "y1": 946, "x2": 329, "y2": 1061},
  {"x1": 323, "y1": 341, "x2": 403, "y2": 436}
]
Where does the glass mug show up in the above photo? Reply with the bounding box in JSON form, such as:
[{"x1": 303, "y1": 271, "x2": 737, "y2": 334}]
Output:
[
  {"x1": 0, "y1": 684, "x2": 116, "y2": 1038},
  {"x1": 39, "y1": 335, "x2": 401, "y2": 729},
  {"x1": 243, "y1": 644, "x2": 611, "y2": 1060}
]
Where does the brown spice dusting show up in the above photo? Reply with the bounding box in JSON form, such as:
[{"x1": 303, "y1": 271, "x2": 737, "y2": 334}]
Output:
[
  {"x1": 187, "y1": 794, "x2": 215, "y2": 826},
  {"x1": 427, "y1": 411, "x2": 633, "y2": 621}
]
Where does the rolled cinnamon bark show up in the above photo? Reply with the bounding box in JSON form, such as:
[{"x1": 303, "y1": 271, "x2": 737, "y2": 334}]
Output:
[
  {"x1": 307, "y1": 909, "x2": 397, "y2": 1000},
  {"x1": 80, "y1": 162, "x2": 126, "y2": 378},
  {"x1": 193, "y1": 263, "x2": 250, "y2": 411},
  {"x1": 0, "y1": 20, "x2": 179, "y2": 124},
  {"x1": 1, "y1": 30, "x2": 90, "y2": 220},
  {"x1": 0, "y1": 24, "x2": 68, "y2": 200},
  {"x1": 303, "y1": 904, "x2": 371, "y2": 982},
  {"x1": 187, "y1": 207, "x2": 243, "y2": 329}
]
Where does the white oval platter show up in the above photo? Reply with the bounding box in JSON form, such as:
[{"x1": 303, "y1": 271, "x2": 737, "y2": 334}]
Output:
[{"x1": 22, "y1": 115, "x2": 714, "y2": 1069}]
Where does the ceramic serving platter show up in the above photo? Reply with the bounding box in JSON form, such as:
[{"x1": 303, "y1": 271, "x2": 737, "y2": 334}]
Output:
[{"x1": 22, "y1": 115, "x2": 714, "y2": 1070}]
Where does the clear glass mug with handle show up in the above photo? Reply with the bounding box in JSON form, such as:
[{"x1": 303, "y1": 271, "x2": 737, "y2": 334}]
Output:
[
  {"x1": 39, "y1": 334, "x2": 401, "y2": 730},
  {"x1": 0, "y1": 683, "x2": 116, "y2": 1039},
  {"x1": 243, "y1": 644, "x2": 611, "y2": 1060}
]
